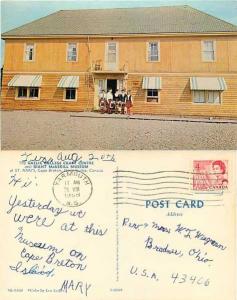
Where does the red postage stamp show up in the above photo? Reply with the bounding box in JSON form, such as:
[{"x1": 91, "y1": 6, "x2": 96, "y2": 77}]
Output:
[{"x1": 193, "y1": 160, "x2": 228, "y2": 191}]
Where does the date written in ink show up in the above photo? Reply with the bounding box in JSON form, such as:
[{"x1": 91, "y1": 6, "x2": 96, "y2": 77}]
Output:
[{"x1": 171, "y1": 273, "x2": 210, "y2": 286}]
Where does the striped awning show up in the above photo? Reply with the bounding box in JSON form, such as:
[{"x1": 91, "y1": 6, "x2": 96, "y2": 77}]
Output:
[
  {"x1": 57, "y1": 76, "x2": 79, "y2": 88},
  {"x1": 8, "y1": 75, "x2": 42, "y2": 87},
  {"x1": 142, "y1": 77, "x2": 162, "y2": 89},
  {"x1": 190, "y1": 77, "x2": 227, "y2": 91}
]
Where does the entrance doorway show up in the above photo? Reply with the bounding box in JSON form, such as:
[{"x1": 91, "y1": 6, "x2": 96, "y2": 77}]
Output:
[
  {"x1": 107, "y1": 79, "x2": 117, "y2": 95},
  {"x1": 94, "y1": 78, "x2": 125, "y2": 110}
]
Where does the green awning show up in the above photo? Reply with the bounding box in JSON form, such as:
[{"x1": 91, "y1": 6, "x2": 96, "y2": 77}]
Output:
[
  {"x1": 142, "y1": 77, "x2": 162, "y2": 89},
  {"x1": 190, "y1": 77, "x2": 227, "y2": 91},
  {"x1": 8, "y1": 75, "x2": 42, "y2": 87},
  {"x1": 58, "y1": 76, "x2": 80, "y2": 88}
]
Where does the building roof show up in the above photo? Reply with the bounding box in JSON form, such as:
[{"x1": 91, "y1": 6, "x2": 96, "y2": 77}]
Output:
[{"x1": 2, "y1": 5, "x2": 237, "y2": 37}]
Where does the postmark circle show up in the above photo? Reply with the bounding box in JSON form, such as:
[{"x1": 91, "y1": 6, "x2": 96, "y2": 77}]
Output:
[{"x1": 52, "y1": 170, "x2": 93, "y2": 207}]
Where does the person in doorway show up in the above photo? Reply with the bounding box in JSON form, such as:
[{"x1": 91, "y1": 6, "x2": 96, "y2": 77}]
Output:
[
  {"x1": 106, "y1": 89, "x2": 113, "y2": 114},
  {"x1": 125, "y1": 90, "x2": 133, "y2": 116}
]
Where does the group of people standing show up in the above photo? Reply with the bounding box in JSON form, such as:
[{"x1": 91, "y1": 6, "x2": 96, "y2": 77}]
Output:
[{"x1": 98, "y1": 89, "x2": 133, "y2": 115}]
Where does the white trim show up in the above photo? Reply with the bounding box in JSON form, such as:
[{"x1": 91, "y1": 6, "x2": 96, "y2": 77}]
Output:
[
  {"x1": 15, "y1": 87, "x2": 40, "y2": 100},
  {"x1": 145, "y1": 89, "x2": 160, "y2": 103},
  {"x1": 201, "y1": 40, "x2": 216, "y2": 62},
  {"x1": 105, "y1": 41, "x2": 119, "y2": 70},
  {"x1": 192, "y1": 90, "x2": 222, "y2": 105},
  {"x1": 146, "y1": 41, "x2": 160, "y2": 62},
  {"x1": 117, "y1": 79, "x2": 124, "y2": 90},
  {"x1": 66, "y1": 42, "x2": 78, "y2": 62},
  {"x1": 98, "y1": 79, "x2": 107, "y2": 91},
  {"x1": 4, "y1": 32, "x2": 237, "y2": 39},
  {"x1": 63, "y1": 87, "x2": 78, "y2": 101},
  {"x1": 23, "y1": 43, "x2": 36, "y2": 62}
]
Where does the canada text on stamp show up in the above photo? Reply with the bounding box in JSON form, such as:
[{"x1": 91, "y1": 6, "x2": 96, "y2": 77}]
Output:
[
  {"x1": 52, "y1": 170, "x2": 93, "y2": 207},
  {"x1": 193, "y1": 160, "x2": 228, "y2": 191}
]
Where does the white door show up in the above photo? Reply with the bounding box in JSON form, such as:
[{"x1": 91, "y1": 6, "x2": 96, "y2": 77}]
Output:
[
  {"x1": 117, "y1": 79, "x2": 124, "y2": 91},
  {"x1": 94, "y1": 79, "x2": 107, "y2": 110}
]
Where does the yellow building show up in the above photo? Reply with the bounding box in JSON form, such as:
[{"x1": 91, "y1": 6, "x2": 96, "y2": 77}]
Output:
[{"x1": 1, "y1": 5, "x2": 237, "y2": 118}]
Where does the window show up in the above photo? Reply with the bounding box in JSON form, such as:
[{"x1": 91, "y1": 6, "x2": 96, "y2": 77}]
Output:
[
  {"x1": 202, "y1": 40, "x2": 215, "y2": 62},
  {"x1": 107, "y1": 42, "x2": 117, "y2": 64},
  {"x1": 148, "y1": 42, "x2": 159, "y2": 62},
  {"x1": 18, "y1": 87, "x2": 27, "y2": 98},
  {"x1": 193, "y1": 90, "x2": 221, "y2": 104},
  {"x1": 25, "y1": 44, "x2": 35, "y2": 61},
  {"x1": 16, "y1": 87, "x2": 39, "y2": 100},
  {"x1": 117, "y1": 79, "x2": 124, "y2": 91},
  {"x1": 207, "y1": 91, "x2": 220, "y2": 103},
  {"x1": 106, "y1": 42, "x2": 118, "y2": 70},
  {"x1": 29, "y1": 87, "x2": 39, "y2": 98},
  {"x1": 98, "y1": 79, "x2": 106, "y2": 92},
  {"x1": 65, "y1": 88, "x2": 76, "y2": 101},
  {"x1": 193, "y1": 91, "x2": 205, "y2": 103},
  {"x1": 67, "y1": 43, "x2": 77, "y2": 62},
  {"x1": 146, "y1": 89, "x2": 159, "y2": 102}
]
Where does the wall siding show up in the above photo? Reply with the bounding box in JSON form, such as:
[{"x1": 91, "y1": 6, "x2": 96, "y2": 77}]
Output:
[
  {"x1": 3, "y1": 36, "x2": 237, "y2": 73},
  {"x1": 1, "y1": 72, "x2": 237, "y2": 118},
  {"x1": 2, "y1": 34, "x2": 237, "y2": 117}
]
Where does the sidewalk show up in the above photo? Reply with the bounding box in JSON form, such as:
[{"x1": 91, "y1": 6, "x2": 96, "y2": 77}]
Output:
[{"x1": 70, "y1": 112, "x2": 237, "y2": 124}]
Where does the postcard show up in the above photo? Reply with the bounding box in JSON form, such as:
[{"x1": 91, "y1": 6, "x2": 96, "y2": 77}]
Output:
[{"x1": 0, "y1": 150, "x2": 236, "y2": 300}]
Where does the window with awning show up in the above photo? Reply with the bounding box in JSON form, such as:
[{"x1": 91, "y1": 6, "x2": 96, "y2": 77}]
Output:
[
  {"x1": 8, "y1": 75, "x2": 42, "y2": 100},
  {"x1": 190, "y1": 77, "x2": 227, "y2": 104},
  {"x1": 58, "y1": 76, "x2": 79, "y2": 101},
  {"x1": 142, "y1": 77, "x2": 162, "y2": 103}
]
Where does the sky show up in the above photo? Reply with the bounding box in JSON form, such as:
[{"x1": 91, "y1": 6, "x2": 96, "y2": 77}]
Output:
[{"x1": 1, "y1": 0, "x2": 237, "y2": 66}]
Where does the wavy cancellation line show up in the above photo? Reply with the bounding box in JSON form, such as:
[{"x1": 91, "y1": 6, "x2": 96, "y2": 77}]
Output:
[
  {"x1": 113, "y1": 175, "x2": 191, "y2": 181},
  {"x1": 113, "y1": 170, "x2": 224, "y2": 176},
  {"x1": 113, "y1": 181, "x2": 192, "y2": 186},
  {"x1": 113, "y1": 191, "x2": 193, "y2": 196},
  {"x1": 115, "y1": 186, "x2": 193, "y2": 191}
]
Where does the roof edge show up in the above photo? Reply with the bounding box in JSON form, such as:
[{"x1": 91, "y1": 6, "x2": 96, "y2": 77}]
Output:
[
  {"x1": 57, "y1": 4, "x2": 190, "y2": 12},
  {"x1": 2, "y1": 31, "x2": 237, "y2": 39},
  {"x1": 2, "y1": 10, "x2": 63, "y2": 36},
  {"x1": 189, "y1": 6, "x2": 237, "y2": 29}
]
